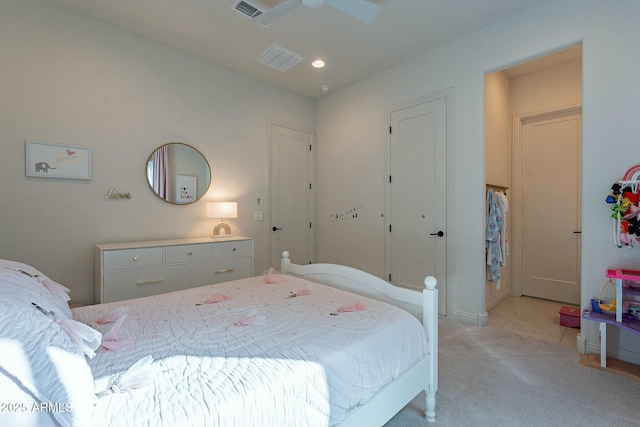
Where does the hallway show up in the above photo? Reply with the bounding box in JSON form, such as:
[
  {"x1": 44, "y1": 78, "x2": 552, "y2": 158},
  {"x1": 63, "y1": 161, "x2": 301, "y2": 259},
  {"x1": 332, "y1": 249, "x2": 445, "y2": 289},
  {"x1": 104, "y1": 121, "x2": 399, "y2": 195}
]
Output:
[{"x1": 488, "y1": 296, "x2": 580, "y2": 350}]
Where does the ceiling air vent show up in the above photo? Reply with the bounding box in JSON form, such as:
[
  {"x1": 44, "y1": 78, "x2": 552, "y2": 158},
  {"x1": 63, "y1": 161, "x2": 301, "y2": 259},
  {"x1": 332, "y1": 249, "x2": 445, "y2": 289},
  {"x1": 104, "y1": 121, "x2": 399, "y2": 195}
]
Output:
[
  {"x1": 233, "y1": 1, "x2": 263, "y2": 19},
  {"x1": 256, "y1": 44, "x2": 304, "y2": 72}
]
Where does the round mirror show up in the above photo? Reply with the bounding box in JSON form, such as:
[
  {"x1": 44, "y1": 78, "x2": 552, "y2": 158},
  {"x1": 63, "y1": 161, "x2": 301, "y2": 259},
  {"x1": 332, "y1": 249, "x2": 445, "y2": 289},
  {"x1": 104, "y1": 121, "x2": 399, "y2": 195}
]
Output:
[{"x1": 146, "y1": 143, "x2": 211, "y2": 204}]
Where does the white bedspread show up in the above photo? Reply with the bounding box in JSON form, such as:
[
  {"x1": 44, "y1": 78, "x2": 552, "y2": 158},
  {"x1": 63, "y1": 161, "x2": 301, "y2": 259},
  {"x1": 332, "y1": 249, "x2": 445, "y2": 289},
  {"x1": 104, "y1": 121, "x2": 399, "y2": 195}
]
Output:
[{"x1": 73, "y1": 274, "x2": 428, "y2": 427}]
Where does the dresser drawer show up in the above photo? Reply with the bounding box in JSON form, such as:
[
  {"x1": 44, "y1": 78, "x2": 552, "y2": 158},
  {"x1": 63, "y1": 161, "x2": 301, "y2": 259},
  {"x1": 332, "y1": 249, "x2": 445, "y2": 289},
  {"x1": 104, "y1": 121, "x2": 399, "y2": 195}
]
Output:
[
  {"x1": 96, "y1": 237, "x2": 253, "y2": 303},
  {"x1": 103, "y1": 265, "x2": 189, "y2": 303},
  {"x1": 213, "y1": 240, "x2": 252, "y2": 259},
  {"x1": 165, "y1": 243, "x2": 211, "y2": 264},
  {"x1": 103, "y1": 247, "x2": 163, "y2": 271},
  {"x1": 190, "y1": 257, "x2": 253, "y2": 287}
]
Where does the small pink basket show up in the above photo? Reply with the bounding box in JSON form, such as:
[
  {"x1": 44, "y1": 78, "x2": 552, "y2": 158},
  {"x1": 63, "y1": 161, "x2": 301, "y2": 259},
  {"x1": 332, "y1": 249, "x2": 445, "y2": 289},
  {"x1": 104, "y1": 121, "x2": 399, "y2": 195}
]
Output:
[{"x1": 559, "y1": 306, "x2": 580, "y2": 328}]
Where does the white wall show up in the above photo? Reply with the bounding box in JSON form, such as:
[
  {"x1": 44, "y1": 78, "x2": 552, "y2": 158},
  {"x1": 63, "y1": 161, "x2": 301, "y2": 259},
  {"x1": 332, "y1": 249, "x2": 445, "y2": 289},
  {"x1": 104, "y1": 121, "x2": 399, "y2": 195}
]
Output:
[
  {"x1": 484, "y1": 71, "x2": 511, "y2": 311},
  {"x1": 485, "y1": 72, "x2": 511, "y2": 189},
  {"x1": 316, "y1": 0, "x2": 640, "y2": 359},
  {"x1": 0, "y1": 0, "x2": 315, "y2": 304},
  {"x1": 510, "y1": 59, "x2": 582, "y2": 113}
]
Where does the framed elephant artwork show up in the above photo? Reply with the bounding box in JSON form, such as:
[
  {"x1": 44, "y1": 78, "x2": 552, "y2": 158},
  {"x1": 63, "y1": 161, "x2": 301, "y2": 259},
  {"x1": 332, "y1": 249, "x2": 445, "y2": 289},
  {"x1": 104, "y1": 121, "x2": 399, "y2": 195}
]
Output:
[{"x1": 25, "y1": 140, "x2": 92, "y2": 180}]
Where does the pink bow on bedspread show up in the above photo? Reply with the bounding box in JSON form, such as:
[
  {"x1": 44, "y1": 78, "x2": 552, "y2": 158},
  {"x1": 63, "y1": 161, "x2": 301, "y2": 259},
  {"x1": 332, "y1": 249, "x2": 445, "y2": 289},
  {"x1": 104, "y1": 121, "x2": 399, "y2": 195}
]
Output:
[
  {"x1": 94, "y1": 307, "x2": 137, "y2": 350},
  {"x1": 205, "y1": 293, "x2": 230, "y2": 304},
  {"x1": 336, "y1": 302, "x2": 366, "y2": 312},
  {"x1": 263, "y1": 267, "x2": 281, "y2": 284},
  {"x1": 54, "y1": 316, "x2": 102, "y2": 359},
  {"x1": 235, "y1": 309, "x2": 266, "y2": 326},
  {"x1": 97, "y1": 306, "x2": 132, "y2": 324},
  {"x1": 109, "y1": 355, "x2": 163, "y2": 394},
  {"x1": 287, "y1": 288, "x2": 311, "y2": 298},
  {"x1": 101, "y1": 314, "x2": 135, "y2": 351}
]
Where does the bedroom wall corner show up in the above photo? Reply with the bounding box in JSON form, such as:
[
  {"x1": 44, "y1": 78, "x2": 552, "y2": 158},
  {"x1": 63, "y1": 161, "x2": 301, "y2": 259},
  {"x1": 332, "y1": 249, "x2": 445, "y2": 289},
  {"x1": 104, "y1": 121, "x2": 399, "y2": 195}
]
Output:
[
  {"x1": 314, "y1": 0, "x2": 640, "y2": 346},
  {"x1": 0, "y1": 0, "x2": 315, "y2": 304}
]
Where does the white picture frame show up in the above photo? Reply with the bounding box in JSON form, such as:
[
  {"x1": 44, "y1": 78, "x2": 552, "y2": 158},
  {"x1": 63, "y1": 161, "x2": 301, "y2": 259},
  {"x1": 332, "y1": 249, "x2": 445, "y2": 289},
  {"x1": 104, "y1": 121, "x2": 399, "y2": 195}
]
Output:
[
  {"x1": 25, "y1": 140, "x2": 92, "y2": 180},
  {"x1": 176, "y1": 174, "x2": 197, "y2": 204}
]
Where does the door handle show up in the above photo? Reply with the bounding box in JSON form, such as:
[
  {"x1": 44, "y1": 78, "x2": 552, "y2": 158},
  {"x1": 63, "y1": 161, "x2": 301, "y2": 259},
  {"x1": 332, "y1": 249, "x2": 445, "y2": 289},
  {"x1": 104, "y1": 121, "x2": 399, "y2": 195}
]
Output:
[
  {"x1": 573, "y1": 231, "x2": 582, "y2": 234},
  {"x1": 429, "y1": 231, "x2": 444, "y2": 237},
  {"x1": 272, "y1": 226, "x2": 283, "y2": 231}
]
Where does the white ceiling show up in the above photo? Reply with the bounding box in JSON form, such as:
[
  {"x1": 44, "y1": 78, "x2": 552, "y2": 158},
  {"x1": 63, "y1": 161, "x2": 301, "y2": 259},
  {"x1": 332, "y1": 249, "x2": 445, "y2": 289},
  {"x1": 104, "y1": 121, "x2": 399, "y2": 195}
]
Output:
[{"x1": 47, "y1": 0, "x2": 551, "y2": 98}]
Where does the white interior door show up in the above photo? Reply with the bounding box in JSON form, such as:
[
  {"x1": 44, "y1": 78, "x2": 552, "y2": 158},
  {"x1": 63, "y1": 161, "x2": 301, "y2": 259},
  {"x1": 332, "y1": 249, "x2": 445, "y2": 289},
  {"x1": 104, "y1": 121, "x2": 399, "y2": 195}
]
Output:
[
  {"x1": 388, "y1": 94, "x2": 448, "y2": 314},
  {"x1": 520, "y1": 110, "x2": 581, "y2": 304},
  {"x1": 269, "y1": 121, "x2": 313, "y2": 269}
]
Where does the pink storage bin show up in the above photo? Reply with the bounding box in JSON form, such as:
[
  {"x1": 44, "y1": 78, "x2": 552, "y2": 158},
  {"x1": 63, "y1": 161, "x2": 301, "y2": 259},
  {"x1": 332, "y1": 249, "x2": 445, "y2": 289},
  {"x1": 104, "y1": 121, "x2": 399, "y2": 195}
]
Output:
[{"x1": 559, "y1": 306, "x2": 580, "y2": 328}]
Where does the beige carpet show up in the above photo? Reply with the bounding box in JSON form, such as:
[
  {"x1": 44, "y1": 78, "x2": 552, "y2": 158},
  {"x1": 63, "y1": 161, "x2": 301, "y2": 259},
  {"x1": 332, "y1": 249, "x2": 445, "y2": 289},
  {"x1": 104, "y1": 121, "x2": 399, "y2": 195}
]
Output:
[{"x1": 384, "y1": 317, "x2": 639, "y2": 427}]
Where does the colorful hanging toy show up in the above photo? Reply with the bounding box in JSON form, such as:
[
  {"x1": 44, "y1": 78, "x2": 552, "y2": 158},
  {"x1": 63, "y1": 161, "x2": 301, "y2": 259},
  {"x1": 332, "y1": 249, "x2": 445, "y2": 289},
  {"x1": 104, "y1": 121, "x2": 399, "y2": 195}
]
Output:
[{"x1": 605, "y1": 164, "x2": 640, "y2": 247}]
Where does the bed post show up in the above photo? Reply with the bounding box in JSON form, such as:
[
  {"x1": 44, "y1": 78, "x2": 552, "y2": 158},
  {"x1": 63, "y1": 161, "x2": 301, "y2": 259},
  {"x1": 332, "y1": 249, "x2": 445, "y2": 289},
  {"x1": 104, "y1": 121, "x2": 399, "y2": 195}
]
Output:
[
  {"x1": 281, "y1": 251, "x2": 290, "y2": 274},
  {"x1": 423, "y1": 275, "x2": 438, "y2": 423}
]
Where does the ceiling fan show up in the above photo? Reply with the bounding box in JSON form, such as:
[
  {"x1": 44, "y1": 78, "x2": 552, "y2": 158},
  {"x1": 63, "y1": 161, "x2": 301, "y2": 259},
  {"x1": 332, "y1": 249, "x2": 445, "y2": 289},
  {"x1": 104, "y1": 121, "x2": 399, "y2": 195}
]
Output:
[{"x1": 235, "y1": 0, "x2": 382, "y2": 26}]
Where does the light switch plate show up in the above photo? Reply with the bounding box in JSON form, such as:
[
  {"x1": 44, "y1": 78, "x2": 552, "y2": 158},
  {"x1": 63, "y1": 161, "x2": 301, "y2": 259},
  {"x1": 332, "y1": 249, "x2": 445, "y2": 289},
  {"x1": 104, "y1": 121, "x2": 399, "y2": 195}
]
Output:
[{"x1": 254, "y1": 211, "x2": 263, "y2": 221}]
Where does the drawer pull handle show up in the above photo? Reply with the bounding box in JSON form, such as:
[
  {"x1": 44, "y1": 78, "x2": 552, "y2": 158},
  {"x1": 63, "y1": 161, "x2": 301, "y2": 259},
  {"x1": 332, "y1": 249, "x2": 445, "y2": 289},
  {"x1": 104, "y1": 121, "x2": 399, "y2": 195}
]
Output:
[
  {"x1": 132, "y1": 256, "x2": 139, "y2": 261},
  {"x1": 188, "y1": 251, "x2": 193, "y2": 256},
  {"x1": 215, "y1": 268, "x2": 234, "y2": 274},
  {"x1": 232, "y1": 248, "x2": 237, "y2": 251},
  {"x1": 137, "y1": 278, "x2": 163, "y2": 286}
]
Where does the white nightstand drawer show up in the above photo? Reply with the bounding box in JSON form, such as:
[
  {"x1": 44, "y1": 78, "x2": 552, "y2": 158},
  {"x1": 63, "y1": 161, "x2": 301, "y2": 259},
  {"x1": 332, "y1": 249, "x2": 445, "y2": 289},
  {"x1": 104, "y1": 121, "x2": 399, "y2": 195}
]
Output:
[
  {"x1": 213, "y1": 240, "x2": 252, "y2": 259},
  {"x1": 103, "y1": 247, "x2": 163, "y2": 271},
  {"x1": 103, "y1": 265, "x2": 189, "y2": 303},
  {"x1": 165, "y1": 243, "x2": 211, "y2": 264},
  {"x1": 190, "y1": 257, "x2": 253, "y2": 287}
]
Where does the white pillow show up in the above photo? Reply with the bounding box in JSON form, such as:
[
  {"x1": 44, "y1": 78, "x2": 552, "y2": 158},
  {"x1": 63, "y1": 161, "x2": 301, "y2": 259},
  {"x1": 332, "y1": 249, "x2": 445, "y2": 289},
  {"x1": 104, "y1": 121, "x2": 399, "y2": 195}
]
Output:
[
  {"x1": 0, "y1": 302, "x2": 96, "y2": 427},
  {"x1": 0, "y1": 259, "x2": 97, "y2": 426},
  {"x1": 0, "y1": 259, "x2": 72, "y2": 319}
]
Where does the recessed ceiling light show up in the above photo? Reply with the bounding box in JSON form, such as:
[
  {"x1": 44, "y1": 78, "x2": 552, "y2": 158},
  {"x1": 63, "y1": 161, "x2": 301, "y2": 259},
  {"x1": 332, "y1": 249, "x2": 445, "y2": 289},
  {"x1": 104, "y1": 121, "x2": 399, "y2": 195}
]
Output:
[{"x1": 312, "y1": 59, "x2": 325, "y2": 68}]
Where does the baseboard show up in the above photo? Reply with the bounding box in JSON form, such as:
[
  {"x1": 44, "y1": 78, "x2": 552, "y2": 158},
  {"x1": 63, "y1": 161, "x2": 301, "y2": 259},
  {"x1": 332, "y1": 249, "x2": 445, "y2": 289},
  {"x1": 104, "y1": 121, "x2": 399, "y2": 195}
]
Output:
[
  {"x1": 576, "y1": 333, "x2": 586, "y2": 353},
  {"x1": 477, "y1": 311, "x2": 488, "y2": 327},
  {"x1": 451, "y1": 309, "x2": 486, "y2": 326},
  {"x1": 585, "y1": 341, "x2": 640, "y2": 366}
]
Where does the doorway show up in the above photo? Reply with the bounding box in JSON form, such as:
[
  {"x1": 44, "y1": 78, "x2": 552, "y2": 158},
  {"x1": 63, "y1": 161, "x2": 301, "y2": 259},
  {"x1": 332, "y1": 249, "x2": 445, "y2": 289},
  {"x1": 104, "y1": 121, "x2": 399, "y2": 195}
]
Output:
[
  {"x1": 484, "y1": 45, "x2": 582, "y2": 308},
  {"x1": 267, "y1": 120, "x2": 313, "y2": 269}
]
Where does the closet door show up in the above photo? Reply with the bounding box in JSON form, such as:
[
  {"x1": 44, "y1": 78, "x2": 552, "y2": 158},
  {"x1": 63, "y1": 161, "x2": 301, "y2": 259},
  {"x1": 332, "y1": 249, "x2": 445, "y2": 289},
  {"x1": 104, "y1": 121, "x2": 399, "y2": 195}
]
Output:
[
  {"x1": 520, "y1": 110, "x2": 581, "y2": 304},
  {"x1": 387, "y1": 93, "x2": 448, "y2": 315},
  {"x1": 268, "y1": 121, "x2": 313, "y2": 268}
]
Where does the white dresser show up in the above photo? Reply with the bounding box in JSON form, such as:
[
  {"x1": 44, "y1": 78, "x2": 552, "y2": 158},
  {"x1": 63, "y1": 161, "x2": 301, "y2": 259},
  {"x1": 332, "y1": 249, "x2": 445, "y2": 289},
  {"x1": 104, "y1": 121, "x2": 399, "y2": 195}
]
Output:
[{"x1": 95, "y1": 236, "x2": 253, "y2": 303}]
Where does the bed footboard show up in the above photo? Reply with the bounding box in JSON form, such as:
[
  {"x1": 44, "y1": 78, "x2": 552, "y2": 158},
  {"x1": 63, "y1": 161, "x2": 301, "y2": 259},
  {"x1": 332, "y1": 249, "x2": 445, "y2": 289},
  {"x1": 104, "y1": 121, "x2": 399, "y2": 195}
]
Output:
[{"x1": 281, "y1": 251, "x2": 438, "y2": 424}]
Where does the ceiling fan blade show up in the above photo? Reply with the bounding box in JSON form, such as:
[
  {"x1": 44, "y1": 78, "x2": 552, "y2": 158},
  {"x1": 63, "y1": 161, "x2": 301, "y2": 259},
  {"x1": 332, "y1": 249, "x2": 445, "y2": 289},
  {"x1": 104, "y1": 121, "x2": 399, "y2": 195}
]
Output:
[
  {"x1": 253, "y1": 0, "x2": 302, "y2": 26},
  {"x1": 325, "y1": 0, "x2": 382, "y2": 24}
]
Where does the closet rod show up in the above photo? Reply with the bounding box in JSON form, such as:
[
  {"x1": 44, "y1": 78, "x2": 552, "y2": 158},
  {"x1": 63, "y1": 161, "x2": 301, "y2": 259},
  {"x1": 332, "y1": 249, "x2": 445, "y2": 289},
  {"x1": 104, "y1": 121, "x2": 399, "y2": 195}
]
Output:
[{"x1": 486, "y1": 183, "x2": 509, "y2": 193}]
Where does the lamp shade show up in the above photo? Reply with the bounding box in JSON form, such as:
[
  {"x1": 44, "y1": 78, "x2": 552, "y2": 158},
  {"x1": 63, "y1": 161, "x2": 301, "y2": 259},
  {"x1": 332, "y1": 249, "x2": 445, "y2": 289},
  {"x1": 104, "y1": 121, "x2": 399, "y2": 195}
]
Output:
[{"x1": 207, "y1": 202, "x2": 237, "y2": 219}]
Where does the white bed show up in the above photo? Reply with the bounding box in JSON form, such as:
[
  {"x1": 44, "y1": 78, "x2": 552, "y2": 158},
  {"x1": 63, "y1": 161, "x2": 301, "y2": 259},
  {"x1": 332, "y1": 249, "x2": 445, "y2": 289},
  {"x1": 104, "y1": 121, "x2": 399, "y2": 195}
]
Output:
[{"x1": 0, "y1": 252, "x2": 437, "y2": 427}]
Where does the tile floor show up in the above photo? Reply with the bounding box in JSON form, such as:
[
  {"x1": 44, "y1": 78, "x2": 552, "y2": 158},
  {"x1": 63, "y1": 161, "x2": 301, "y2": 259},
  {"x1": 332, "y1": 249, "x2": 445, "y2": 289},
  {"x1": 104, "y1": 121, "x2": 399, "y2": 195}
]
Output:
[{"x1": 488, "y1": 296, "x2": 580, "y2": 350}]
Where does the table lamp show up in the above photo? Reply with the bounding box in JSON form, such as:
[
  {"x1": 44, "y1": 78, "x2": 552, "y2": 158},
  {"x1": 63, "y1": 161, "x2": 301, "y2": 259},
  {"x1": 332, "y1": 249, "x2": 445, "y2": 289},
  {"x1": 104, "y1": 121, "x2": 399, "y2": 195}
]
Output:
[{"x1": 207, "y1": 201, "x2": 237, "y2": 237}]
